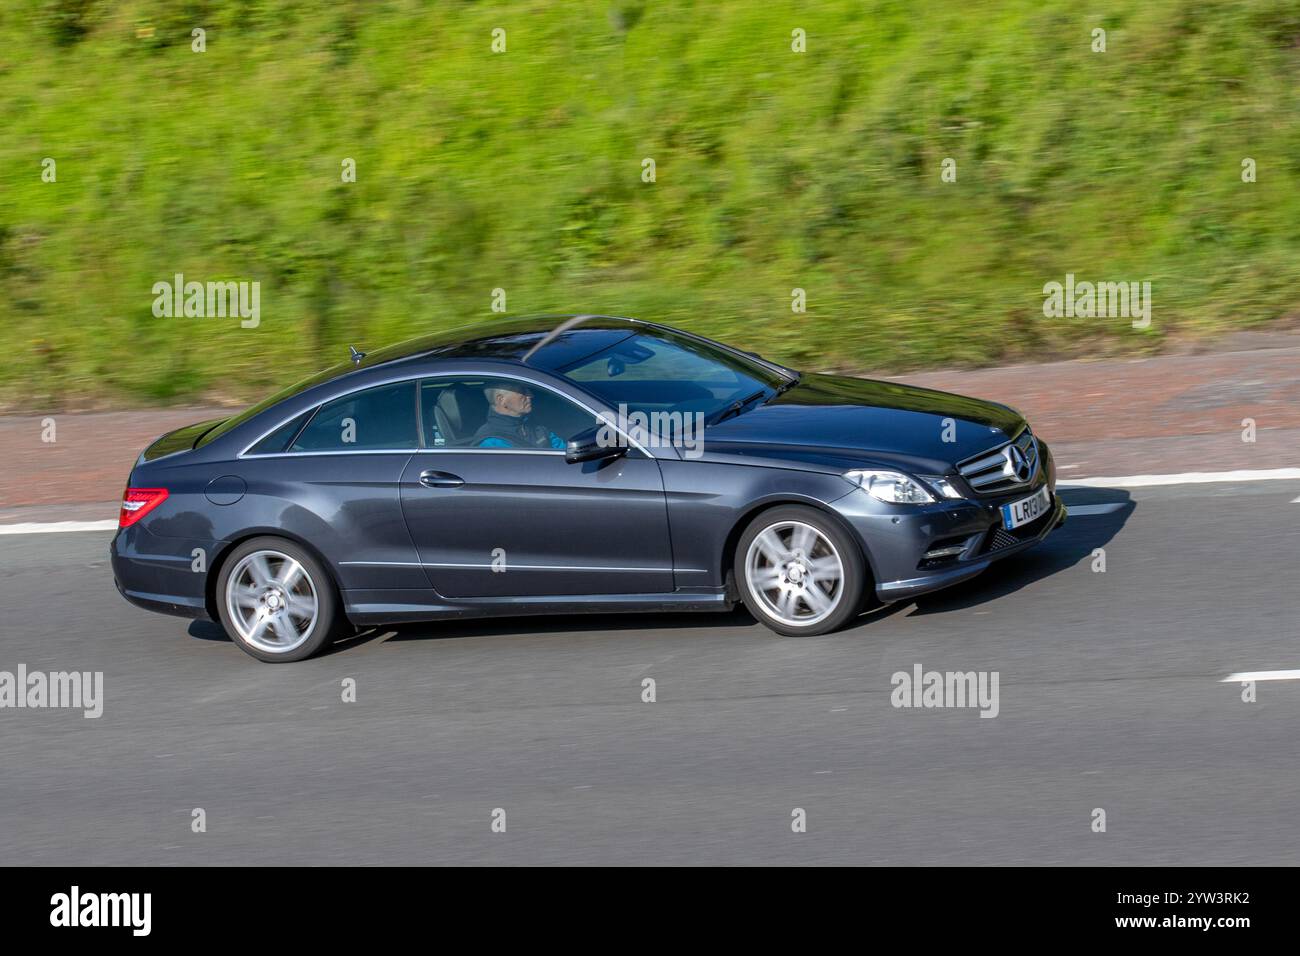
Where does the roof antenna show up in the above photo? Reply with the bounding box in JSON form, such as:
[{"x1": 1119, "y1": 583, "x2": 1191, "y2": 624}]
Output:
[{"x1": 349, "y1": 345, "x2": 366, "y2": 366}]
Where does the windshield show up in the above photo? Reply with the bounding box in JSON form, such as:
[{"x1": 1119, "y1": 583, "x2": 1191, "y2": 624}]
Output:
[{"x1": 556, "y1": 330, "x2": 790, "y2": 420}]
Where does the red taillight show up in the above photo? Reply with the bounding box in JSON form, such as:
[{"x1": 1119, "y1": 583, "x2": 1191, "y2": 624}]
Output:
[{"x1": 119, "y1": 487, "x2": 169, "y2": 529}]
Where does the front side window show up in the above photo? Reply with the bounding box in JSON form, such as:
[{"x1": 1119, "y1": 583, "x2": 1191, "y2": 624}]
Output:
[
  {"x1": 290, "y1": 381, "x2": 418, "y2": 452},
  {"x1": 420, "y1": 376, "x2": 594, "y2": 450}
]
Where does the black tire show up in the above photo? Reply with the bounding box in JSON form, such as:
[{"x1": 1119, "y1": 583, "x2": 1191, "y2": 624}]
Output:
[
  {"x1": 214, "y1": 536, "x2": 347, "y2": 662},
  {"x1": 733, "y1": 505, "x2": 867, "y2": 636}
]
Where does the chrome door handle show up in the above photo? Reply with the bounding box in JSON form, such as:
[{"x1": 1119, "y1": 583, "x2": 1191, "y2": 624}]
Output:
[{"x1": 419, "y1": 470, "x2": 464, "y2": 489}]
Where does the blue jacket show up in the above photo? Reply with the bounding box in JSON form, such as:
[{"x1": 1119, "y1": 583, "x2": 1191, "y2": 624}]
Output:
[{"x1": 472, "y1": 410, "x2": 564, "y2": 449}]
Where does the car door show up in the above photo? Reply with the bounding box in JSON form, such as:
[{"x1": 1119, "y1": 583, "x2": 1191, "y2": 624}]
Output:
[{"x1": 399, "y1": 374, "x2": 675, "y2": 598}]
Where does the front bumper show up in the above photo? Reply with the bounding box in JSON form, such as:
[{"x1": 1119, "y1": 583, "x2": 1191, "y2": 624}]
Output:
[
  {"x1": 831, "y1": 442, "x2": 1065, "y2": 603},
  {"x1": 870, "y1": 495, "x2": 1065, "y2": 601}
]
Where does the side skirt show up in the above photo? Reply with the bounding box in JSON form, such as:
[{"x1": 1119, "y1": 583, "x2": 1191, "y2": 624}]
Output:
[{"x1": 342, "y1": 588, "x2": 734, "y2": 626}]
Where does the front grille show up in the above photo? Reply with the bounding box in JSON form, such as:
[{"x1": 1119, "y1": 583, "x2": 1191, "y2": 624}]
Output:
[{"x1": 957, "y1": 426, "x2": 1040, "y2": 496}]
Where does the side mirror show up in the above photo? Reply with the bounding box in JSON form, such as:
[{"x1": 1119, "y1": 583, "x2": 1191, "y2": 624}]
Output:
[{"x1": 565, "y1": 425, "x2": 628, "y2": 464}]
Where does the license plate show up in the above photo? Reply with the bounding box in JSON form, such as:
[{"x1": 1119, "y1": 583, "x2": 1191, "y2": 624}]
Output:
[{"x1": 1001, "y1": 486, "x2": 1051, "y2": 530}]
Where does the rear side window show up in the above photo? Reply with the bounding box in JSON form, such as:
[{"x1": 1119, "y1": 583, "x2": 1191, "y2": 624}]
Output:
[
  {"x1": 290, "y1": 381, "x2": 418, "y2": 452},
  {"x1": 246, "y1": 410, "x2": 315, "y2": 456}
]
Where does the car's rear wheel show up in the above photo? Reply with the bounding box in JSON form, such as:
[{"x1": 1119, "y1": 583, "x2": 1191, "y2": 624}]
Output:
[
  {"x1": 216, "y1": 537, "x2": 343, "y2": 662},
  {"x1": 735, "y1": 506, "x2": 866, "y2": 636}
]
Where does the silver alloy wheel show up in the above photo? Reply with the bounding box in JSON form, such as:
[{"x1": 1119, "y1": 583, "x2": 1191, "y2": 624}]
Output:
[
  {"x1": 744, "y1": 520, "x2": 845, "y2": 626},
  {"x1": 224, "y1": 549, "x2": 319, "y2": 655}
]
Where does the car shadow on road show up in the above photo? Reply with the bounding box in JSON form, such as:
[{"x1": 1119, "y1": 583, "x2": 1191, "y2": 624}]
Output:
[
  {"x1": 374, "y1": 595, "x2": 920, "y2": 647},
  {"x1": 187, "y1": 620, "x2": 230, "y2": 642},
  {"x1": 378, "y1": 605, "x2": 758, "y2": 646},
  {"x1": 900, "y1": 486, "x2": 1134, "y2": 618}
]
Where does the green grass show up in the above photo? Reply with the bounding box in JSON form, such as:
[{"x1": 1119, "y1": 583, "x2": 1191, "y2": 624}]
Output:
[{"x1": 2, "y1": 0, "x2": 1298, "y2": 408}]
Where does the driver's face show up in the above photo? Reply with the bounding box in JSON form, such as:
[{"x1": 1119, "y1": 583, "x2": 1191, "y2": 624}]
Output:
[{"x1": 498, "y1": 387, "x2": 533, "y2": 417}]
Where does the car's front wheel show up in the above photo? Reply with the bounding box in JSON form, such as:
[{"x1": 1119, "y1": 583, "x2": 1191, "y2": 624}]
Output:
[
  {"x1": 215, "y1": 537, "x2": 344, "y2": 662},
  {"x1": 735, "y1": 505, "x2": 866, "y2": 636}
]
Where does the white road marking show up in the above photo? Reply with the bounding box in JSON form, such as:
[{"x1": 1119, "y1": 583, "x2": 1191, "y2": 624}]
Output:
[
  {"x1": 1061, "y1": 468, "x2": 1300, "y2": 488},
  {"x1": 0, "y1": 520, "x2": 118, "y2": 535},
  {"x1": 1064, "y1": 503, "x2": 1126, "y2": 516},
  {"x1": 1220, "y1": 670, "x2": 1300, "y2": 683},
  {"x1": 1291, "y1": 496, "x2": 1300, "y2": 503}
]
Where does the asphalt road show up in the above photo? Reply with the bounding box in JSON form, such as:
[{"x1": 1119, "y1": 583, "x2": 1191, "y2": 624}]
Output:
[{"x1": 2, "y1": 480, "x2": 1298, "y2": 865}]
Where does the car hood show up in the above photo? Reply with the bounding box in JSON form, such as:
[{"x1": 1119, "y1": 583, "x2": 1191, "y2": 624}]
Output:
[{"x1": 697, "y1": 373, "x2": 1025, "y2": 473}]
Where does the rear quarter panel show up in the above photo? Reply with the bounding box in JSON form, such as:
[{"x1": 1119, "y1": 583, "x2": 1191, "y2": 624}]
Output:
[{"x1": 118, "y1": 452, "x2": 429, "y2": 612}]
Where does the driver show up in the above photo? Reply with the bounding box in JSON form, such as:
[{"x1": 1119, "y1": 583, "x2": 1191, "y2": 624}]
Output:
[{"x1": 473, "y1": 384, "x2": 565, "y2": 449}]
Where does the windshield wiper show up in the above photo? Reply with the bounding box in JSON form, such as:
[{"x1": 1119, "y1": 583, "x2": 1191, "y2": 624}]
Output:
[{"x1": 708, "y1": 388, "x2": 770, "y2": 426}]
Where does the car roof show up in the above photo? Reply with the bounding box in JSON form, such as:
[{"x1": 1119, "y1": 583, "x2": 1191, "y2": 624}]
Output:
[{"x1": 353, "y1": 314, "x2": 645, "y2": 373}]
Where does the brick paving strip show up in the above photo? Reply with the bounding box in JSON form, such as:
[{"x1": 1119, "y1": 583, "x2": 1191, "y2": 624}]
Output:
[
  {"x1": 891, "y1": 333, "x2": 1300, "y2": 480},
  {"x1": 1, "y1": 333, "x2": 1297, "y2": 518}
]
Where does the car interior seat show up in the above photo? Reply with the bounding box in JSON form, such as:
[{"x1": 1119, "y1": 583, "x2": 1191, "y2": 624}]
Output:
[{"x1": 431, "y1": 383, "x2": 489, "y2": 446}]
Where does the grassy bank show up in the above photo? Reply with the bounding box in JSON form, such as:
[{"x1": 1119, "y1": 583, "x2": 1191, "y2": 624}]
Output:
[{"x1": 2, "y1": 0, "x2": 1298, "y2": 408}]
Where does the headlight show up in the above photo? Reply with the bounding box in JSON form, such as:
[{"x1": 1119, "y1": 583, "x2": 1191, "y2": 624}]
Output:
[{"x1": 843, "y1": 469, "x2": 935, "y2": 504}]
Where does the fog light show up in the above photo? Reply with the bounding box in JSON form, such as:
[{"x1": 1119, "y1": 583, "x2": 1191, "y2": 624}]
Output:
[{"x1": 922, "y1": 544, "x2": 966, "y2": 560}]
